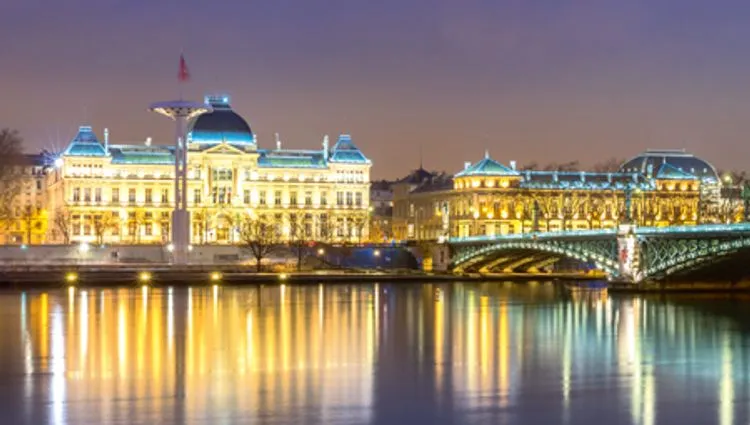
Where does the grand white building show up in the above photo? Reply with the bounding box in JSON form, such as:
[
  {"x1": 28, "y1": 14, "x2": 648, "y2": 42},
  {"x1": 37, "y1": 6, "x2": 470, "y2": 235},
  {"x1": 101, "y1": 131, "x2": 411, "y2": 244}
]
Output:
[{"x1": 46, "y1": 95, "x2": 372, "y2": 244}]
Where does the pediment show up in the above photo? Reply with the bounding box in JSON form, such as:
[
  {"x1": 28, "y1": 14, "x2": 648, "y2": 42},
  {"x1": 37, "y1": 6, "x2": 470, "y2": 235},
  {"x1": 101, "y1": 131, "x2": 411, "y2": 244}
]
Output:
[{"x1": 203, "y1": 143, "x2": 246, "y2": 155}]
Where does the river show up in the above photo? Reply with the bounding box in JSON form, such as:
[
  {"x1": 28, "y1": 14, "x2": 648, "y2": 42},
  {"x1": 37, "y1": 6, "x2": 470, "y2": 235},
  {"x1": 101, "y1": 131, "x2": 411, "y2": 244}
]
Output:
[{"x1": 0, "y1": 282, "x2": 748, "y2": 424}]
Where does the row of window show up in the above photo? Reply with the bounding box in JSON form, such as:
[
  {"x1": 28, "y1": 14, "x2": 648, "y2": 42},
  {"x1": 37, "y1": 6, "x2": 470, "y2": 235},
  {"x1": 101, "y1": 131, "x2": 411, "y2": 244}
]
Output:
[{"x1": 71, "y1": 187, "x2": 366, "y2": 207}]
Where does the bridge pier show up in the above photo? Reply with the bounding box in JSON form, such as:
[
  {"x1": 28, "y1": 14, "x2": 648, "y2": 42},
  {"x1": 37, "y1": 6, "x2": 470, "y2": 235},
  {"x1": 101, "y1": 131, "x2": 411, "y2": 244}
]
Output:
[{"x1": 615, "y1": 224, "x2": 643, "y2": 284}]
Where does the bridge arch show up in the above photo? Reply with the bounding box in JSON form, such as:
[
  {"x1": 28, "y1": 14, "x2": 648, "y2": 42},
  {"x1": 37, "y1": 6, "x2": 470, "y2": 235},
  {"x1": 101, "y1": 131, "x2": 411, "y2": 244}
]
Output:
[
  {"x1": 451, "y1": 240, "x2": 619, "y2": 275},
  {"x1": 641, "y1": 238, "x2": 750, "y2": 280}
]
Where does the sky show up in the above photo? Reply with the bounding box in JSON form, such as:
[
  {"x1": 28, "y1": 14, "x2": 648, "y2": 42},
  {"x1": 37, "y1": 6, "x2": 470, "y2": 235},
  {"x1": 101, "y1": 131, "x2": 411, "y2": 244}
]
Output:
[{"x1": 2, "y1": 0, "x2": 750, "y2": 178}]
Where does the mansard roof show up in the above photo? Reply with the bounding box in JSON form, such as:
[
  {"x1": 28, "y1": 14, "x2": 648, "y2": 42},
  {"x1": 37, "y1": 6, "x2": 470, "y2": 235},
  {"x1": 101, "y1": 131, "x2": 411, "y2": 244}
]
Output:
[
  {"x1": 655, "y1": 163, "x2": 699, "y2": 180},
  {"x1": 329, "y1": 135, "x2": 370, "y2": 164},
  {"x1": 518, "y1": 171, "x2": 652, "y2": 190},
  {"x1": 455, "y1": 152, "x2": 519, "y2": 177},
  {"x1": 257, "y1": 149, "x2": 327, "y2": 169},
  {"x1": 109, "y1": 145, "x2": 175, "y2": 165},
  {"x1": 64, "y1": 126, "x2": 107, "y2": 157}
]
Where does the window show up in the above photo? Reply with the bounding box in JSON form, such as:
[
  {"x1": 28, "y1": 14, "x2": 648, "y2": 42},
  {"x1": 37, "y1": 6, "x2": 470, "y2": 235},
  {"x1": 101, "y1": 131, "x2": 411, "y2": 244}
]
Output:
[
  {"x1": 355, "y1": 192, "x2": 362, "y2": 206},
  {"x1": 346, "y1": 192, "x2": 353, "y2": 206},
  {"x1": 145, "y1": 223, "x2": 153, "y2": 236},
  {"x1": 194, "y1": 189, "x2": 202, "y2": 205},
  {"x1": 321, "y1": 192, "x2": 327, "y2": 206},
  {"x1": 290, "y1": 191, "x2": 298, "y2": 206},
  {"x1": 129, "y1": 188, "x2": 136, "y2": 203},
  {"x1": 111, "y1": 212, "x2": 119, "y2": 235},
  {"x1": 161, "y1": 188, "x2": 169, "y2": 204},
  {"x1": 112, "y1": 188, "x2": 120, "y2": 203},
  {"x1": 73, "y1": 188, "x2": 80, "y2": 202},
  {"x1": 305, "y1": 192, "x2": 312, "y2": 206},
  {"x1": 36, "y1": 180, "x2": 42, "y2": 191},
  {"x1": 145, "y1": 188, "x2": 153, "y2": 204},
  {"x1": 71, "y1": 215, "x2": 80, "y2": 235},
  {"x1": 84, "y1": 188, "x2": 91, "y2": 202},
  {"x1": 212, "y1": 168, "x2": 233, "y2": 181},
  {"x1": 274, "y1": 191, "x2": 282, "y2": 205},
  {"x1": 244, "y1": 189, "x2": 251, "y2": 204},
  {"x1": 259, "y1": 190, "x2": 266, "y2": 205},
  {"x1": 95, "y1": 188, "x2": 102, "y2": 202},
  {"x1": 337, "y1": 192, "x2": 344, "y2": 206}
]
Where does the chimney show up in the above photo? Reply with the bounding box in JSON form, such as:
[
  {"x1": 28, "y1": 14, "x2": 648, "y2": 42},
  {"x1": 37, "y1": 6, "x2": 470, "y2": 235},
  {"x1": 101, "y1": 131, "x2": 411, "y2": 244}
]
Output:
[
  {"x1": 464, "y1": 161, "x2": 471, "y2": 170},
  {"x1": 145, "y1": 137, "x2": 152, "y2": 147},
  {"x1": 275, "y1": 133, "x2": 282, "y2": 150},
  {"x1": 553, "y1": 171, "x2": 559, "y2": 182},
  {"x1": 322, "y1": 135, "x2": 329, "y2": 157},
  {"x1": 510, "y1": 160, "x2": 516, "y2": 170},
  {"x1": 103, "y1": 128, "x2": 109, "y2": 153}
]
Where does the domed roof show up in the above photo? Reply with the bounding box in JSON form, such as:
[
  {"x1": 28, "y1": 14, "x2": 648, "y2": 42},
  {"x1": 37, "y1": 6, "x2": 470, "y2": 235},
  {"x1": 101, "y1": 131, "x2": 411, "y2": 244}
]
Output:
[
  {"x1": 620, "y1": 149, "x2": 719, "y2": 182},
  {"x1": 188, "y1": 95, "x2": 255, "y2": 145}
]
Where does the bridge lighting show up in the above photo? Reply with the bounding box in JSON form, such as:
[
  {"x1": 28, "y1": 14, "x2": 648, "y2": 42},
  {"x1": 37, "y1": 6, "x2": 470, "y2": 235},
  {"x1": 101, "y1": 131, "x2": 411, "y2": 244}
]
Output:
[
  {"x1": 279, "y1": 273, "x2": 288, "y2": 281},
  {"x1": 139, "y1": 271, "x2": 152, "y2": 282},
  {"x1": 65, "y1": 272, "x2": 78, "y2": 283},
  {"x1": 374, "y1": 249, "x2": 381, "y2": 257},
  {"x1": 166, "y1": 243, "x2": 175, "y2": 252},
  {"x1": 211, "y1": 271, "x2": 222, "y2": 281},
  {"x1": 317, "y1": 248, "x2": 325, "y2": 256},
  {"x1": 78, "y1": 242, "x2": 90, "y2": 253}
]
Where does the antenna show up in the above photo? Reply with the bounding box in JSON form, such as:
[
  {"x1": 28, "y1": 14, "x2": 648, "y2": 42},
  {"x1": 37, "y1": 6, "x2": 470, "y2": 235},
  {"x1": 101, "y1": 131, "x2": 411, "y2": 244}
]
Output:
[{"x1": 419, "y1": 144, "x2": 423, "y2": 170}]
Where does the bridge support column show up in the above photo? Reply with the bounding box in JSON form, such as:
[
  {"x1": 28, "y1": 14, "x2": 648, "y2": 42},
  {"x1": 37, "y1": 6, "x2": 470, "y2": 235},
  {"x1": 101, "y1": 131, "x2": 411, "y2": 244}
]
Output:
[{"x1": 616, "y1": 224, "x2": 643, "y2": 283}]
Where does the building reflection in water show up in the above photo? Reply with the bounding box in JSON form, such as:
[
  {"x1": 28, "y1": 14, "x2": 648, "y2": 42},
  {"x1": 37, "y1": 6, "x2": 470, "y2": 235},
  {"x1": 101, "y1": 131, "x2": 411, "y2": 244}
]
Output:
[{"x1": 2, "y1": 283, "x2": 749, "y2": 424}]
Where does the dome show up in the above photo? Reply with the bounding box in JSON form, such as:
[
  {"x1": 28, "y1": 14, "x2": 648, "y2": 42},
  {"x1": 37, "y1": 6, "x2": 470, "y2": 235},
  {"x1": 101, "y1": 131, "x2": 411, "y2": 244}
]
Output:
[
  {"x1": 188, "y1": 95, "x2": 255, "y2": 145},
  {"x1": 620, "y1": 149, "x2": 719, "y2": 182}
]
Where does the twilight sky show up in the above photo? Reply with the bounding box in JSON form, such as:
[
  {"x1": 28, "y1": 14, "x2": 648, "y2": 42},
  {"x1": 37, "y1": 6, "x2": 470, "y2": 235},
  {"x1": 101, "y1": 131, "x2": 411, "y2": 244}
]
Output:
[{"x1": 2, "y1": 0, "x2": 750, "y2": 178}]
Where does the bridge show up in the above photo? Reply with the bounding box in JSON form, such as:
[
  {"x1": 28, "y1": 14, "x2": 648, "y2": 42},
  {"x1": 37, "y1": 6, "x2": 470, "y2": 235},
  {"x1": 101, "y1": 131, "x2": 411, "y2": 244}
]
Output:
[{"x1": 448, "y1": 223, "x2": 750, "y2": 283}]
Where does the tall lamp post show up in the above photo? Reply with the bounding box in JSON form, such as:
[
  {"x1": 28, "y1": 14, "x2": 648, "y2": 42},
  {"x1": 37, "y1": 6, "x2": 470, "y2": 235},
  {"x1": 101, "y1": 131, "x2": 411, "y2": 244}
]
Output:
[{"x1": 149, "y1": 101, "x2": 212, "y2": 264}]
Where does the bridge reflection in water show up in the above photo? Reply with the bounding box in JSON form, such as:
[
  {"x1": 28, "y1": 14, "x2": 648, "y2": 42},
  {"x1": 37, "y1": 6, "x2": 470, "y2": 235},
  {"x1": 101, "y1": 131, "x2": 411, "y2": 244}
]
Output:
[{"x1": 0, "y1": 283, "x2": 748, "y2": 424}]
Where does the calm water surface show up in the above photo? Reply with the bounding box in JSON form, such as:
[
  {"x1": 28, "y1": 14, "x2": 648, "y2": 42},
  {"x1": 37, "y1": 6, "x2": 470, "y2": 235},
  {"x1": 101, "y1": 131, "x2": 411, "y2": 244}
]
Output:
[{"x1": 1, "y1": 282, "x2": 749, "y2": 424}]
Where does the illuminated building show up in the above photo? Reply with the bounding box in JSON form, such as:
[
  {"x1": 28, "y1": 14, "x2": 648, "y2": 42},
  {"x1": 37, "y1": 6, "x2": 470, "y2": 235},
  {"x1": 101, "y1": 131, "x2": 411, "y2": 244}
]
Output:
[
  {"x1": 46, "y1": 94, "x2": 372, "y2": 244},
  {"x1": 393, "y1": 150, "x2": 731, "y2": 241},
  {"x1": 0, "y1": 154, "x2": 50, "y2": 244}
]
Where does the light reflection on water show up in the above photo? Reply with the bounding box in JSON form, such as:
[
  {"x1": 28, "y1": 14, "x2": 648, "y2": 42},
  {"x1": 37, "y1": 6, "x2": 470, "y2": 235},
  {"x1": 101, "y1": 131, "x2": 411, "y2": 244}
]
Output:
[{"x1": 0, "y1": 283, "x2": 748, "y2": 424}]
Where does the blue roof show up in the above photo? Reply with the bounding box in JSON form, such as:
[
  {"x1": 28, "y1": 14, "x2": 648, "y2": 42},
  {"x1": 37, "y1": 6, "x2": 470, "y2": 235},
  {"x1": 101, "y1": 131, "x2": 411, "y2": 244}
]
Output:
[
  {"x1": 455, "y1": 153, "x2": 519, "y2": 177},
  {"x1": 329, "y1": 134, "x2": 369, "y2": 164},
  {"x1": 655, "y1": 163, "x2": 698, "y2": 180},
  {"x1": 258, "y1": 149, "x2": 327, "y2": 169},
  {"x1": 64, "y1": 126, "x2": 107, "y2": 157},
  {"x1": 620, "y1": 149, "x2": 717, "y2": 182},
  {"x1": 109, "y1": 146, "x2": 174, "y2": 165},
  {"x1": 188, "y1": 94, "x2": 255, "y2": 145}
]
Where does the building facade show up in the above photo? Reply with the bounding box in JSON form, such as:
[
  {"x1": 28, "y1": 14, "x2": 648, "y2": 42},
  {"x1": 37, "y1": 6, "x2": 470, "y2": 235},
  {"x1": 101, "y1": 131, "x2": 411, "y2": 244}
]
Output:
[
  {"x1": 0, "y1": 154, "x2": 50, "y2": 245},
  {"x1": 46, "y1": 95, "x2": 372, "y2": 245},
  {"x1": 394, "y1": 150, "x2": 731, "y2": 241}
]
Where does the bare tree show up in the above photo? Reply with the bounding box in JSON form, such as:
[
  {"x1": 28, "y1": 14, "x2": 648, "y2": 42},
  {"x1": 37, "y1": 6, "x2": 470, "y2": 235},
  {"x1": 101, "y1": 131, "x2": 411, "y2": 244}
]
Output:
[
  {"x1": 0, "y1": 129, "x2": 23, "y2": 226},
  {"x1": 128, "y1": 210, "x2": 147, "y2": 243},
  {"x1": 193, "y1": 208, "x2": 210, "y2": 244},
  {"x1": 54, "y1": 207, "x2": 72, "y2": 244},
  {"x1": 351, "y1": 213, "x2": 368, "y2": 243},
  {"x1": 287, "y1": 213, "x2": 308, "y2": 271},
  {"x1": 238, "y1": 215, "x2": 280, "y2": 272},
  {"x1": 92, "y1": 213, "x2": 118, "y2": 245},
  {"x1": 717, "y1": 198, "x2": 742, "y2": 224},
  {"x1": 591, "y1": 158, "x2": 624, "y2": 173}
]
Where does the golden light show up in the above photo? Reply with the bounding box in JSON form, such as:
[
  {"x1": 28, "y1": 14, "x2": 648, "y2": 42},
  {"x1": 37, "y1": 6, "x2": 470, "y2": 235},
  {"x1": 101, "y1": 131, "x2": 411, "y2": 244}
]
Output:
[
  {"x1": 210, "y1": 271, "x2": 222, "y2": 282},
  {"x1": 279, "y1": 273, "x2": 288, "y2": 280},
  {"x1": 139, "y1": 271, "x2": 152, "y2": 282},
  {"x1": 501, "y1": 210, "x2": 509, "y2": 219},
  {"x1": 317, "y1": 248, "x2": 325, "y2": 255},
  {"x1": 473, "y1": 211, "x2": 480, "y2": 219},
  {"x1": 65, "y1": 272, "x2": 78, "y2": 283},
  {"x1": 374, "y1": 249, "x2": 381, "y2": 257},
  {"x1": 487, "y1": 212, "x2": 494, "y2": 219}
]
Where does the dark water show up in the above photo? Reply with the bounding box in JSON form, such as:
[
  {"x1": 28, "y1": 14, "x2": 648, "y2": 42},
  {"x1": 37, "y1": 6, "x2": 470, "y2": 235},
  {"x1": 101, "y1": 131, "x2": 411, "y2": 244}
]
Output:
[{"x1": 1, "y1": 283, "x2": 749, "y2": 425}]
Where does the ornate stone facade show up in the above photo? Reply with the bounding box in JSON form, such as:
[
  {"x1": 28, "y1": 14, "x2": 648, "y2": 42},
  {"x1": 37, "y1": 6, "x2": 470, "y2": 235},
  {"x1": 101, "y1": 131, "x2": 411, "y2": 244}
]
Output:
[
  {"x1": 46, "y1": 95, "x2": 371, "y2": 245},
  {"x1": 393, "y1": 150, "x2": 732, "y2": 242}
]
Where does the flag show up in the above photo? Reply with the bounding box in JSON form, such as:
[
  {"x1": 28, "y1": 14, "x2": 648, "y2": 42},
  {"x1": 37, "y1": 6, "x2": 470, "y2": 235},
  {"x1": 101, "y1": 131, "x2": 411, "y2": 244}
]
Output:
[{"x1": 178, "y1": 54, "x2": 190, "y2": 82}]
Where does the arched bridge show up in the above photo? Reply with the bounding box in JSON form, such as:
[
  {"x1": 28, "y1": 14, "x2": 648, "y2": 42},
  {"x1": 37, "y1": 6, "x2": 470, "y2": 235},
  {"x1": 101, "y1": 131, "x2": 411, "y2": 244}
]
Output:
[{"x1": 448, "y1": 223, "x2": 750, "y2": 283}]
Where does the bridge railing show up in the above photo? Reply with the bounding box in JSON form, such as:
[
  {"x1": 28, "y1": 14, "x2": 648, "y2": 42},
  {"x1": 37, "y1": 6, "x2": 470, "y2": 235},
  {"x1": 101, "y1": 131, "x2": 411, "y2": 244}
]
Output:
[{"x1": 449, "y1": 228, "x2": 616, "y2": 244}]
